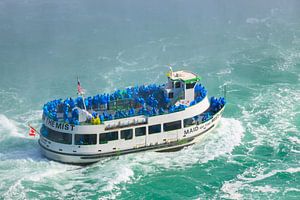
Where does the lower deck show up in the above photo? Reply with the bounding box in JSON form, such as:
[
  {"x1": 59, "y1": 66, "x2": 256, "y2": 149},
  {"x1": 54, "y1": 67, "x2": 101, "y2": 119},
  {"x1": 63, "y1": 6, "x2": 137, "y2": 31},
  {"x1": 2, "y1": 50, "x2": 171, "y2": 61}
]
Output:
[
  {"x1": 39, "y1": 107, "x2": 224, "y2": 164},
  {"x1": 39, "y1": 124, "x2": 215, "y2": 164}
]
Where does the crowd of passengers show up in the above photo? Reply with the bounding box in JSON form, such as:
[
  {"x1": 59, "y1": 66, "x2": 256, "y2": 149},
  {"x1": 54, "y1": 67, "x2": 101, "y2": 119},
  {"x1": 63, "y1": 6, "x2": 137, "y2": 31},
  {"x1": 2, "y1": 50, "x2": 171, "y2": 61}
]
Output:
[{"x1": 43, "y1": 83, "x2": 209, "y2": 125}]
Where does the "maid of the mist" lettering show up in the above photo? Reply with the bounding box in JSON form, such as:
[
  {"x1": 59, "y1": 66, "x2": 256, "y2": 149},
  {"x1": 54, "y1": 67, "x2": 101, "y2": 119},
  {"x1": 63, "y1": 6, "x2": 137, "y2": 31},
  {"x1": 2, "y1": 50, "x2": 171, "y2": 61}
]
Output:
[{"x1": 45, "y1": 118, "x2": 75, "y2": 131}]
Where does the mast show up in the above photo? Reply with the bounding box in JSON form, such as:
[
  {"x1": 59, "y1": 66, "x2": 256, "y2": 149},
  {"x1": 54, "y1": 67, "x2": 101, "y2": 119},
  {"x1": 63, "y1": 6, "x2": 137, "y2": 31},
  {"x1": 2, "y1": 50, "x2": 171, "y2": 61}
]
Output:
[{"x1": 77, "y1": 76, "x2": 87, "y2": 110}]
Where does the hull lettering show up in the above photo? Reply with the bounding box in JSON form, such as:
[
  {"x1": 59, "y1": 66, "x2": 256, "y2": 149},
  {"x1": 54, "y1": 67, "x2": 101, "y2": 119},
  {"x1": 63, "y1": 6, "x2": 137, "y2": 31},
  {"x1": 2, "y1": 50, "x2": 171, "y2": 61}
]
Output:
[{"x1": 45, "y1": 117, "x2": 75, "y2": 131}]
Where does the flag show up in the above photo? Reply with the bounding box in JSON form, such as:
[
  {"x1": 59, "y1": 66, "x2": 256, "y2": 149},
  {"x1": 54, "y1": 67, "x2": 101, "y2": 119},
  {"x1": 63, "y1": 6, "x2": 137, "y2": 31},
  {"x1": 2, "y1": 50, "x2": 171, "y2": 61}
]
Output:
[
  {"x1": 77, "y1": 77, "x2": 85, "y2": 95},
  {"x1": 29, "y1": 127, "x2": 36, "y2": 137}
]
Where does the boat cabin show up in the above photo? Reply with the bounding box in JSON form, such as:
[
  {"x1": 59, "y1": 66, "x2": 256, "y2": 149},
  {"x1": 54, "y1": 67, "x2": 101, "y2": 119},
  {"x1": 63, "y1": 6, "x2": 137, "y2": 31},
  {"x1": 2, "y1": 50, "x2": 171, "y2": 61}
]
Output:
[{"x1": 165, "y1": 70, "x2": 201, "y2": 106}]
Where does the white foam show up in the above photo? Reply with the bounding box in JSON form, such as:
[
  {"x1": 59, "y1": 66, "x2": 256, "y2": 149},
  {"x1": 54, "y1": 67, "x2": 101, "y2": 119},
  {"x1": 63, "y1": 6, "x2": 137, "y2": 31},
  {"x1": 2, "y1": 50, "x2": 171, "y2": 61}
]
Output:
[
  {"x1": 240, "y1": 85, "x2": 300, "y2": 150},
  {"x1": 221, "y1": 181, "x2": 244, "y2": 200},
  {"x1": 0, "y1": 110, "x2": 43, "y2": 142},
  {"x1": 103, "y1": 166, "x2": 134, "y2": 192},
  {"x1": 222, "y1": 83, "x2": 300, "y2": 199},
  {"x1": 246, "y1": 17, "x2": 268, "y2": 24},
  {"x1": 2, "y1": 178, "x2": 27, "y2": 200},
  {"x1": 236, "y1": 36, "x2": 248, "y2": 41},
  {"x1": 240, "y1": 167, "x2": 300, "y2": 182},
  {"x1": 195, "y1": 118, "x2": 244, "y2": 164},
  {"x1": 83, "y1": 117, "x2": 244, "y2": 199},
  {"x1": 0, "y1": 114, "x2": 18, "y2": 133},
  {"x1": 39, "y1": 156, "x2": 137, "y2": 200},
  {"x1": 116, "y1": 51, "x2": 138, "y2": 66},
  {"x1": 0, "y1": 114, "x2": 24, "y2": 140},
  {"x1": 1, "y1": 158, "x2": 77, "y2": 200},
  {"x1": 283, "y1": 187, "x2": 300, "y2": 195},
  {"x1": 253, "y1": 185, "x2": 279, "y2": 193},
  {"x1": 97, "y1": 56, "x2": 111, "y2": 61},
  {"x1": 0, "y1": 89, "x2": 25, "y2": 114},
  {"x1": 216, "y1": 67, "x2": 233, "y2": 75},
  {"x1": 288, "y1": 136, "x2": 300, "y2": 144},
  {"x1": 276, "y1": 50, "x2": 300, "y2": 72},
  {"x1": 116, "y1": 118, "x2": 244, "y2": 172},
  {"x1": 14, "y1": 110, "x2": 42, "y2": 129},
  {"x1": 221, "y1": 167, "x2": 300, "y2": 199},
  {"x1": 99, "y1": 64, "x2": 164, "y2": 92}
]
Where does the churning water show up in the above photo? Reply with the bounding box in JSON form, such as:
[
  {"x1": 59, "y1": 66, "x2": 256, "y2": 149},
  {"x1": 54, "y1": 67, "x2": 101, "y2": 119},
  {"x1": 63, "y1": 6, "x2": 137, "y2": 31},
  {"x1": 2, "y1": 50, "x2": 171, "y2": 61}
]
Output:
[{"x1": 0, "y1": 0, "x2": 300, "y2": 199}]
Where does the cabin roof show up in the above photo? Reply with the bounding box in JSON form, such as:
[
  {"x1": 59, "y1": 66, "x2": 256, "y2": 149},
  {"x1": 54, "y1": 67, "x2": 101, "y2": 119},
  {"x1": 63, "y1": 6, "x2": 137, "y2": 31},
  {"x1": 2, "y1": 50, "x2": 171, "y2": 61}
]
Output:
[{"x1": 168, "y1": 70, "x2": 201, "y2": 83}]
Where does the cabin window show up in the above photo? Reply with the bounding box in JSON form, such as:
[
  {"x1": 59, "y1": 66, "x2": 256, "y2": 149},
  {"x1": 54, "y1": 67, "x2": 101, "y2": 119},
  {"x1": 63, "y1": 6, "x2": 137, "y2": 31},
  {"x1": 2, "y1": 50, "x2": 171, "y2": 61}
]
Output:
[
  {"x1": 168, "y1": 92, "x2": 174, "y2": 99},
  {"x1": 135, "y1": 127, "x2": 146, "y2": 137},
  {"x1": 121, "y1": 129, "x2": 133, "y2": 140},
  {"x1": 184, "y1": 115, "x2": 201, "y2": 127},
  {"x1": 186, "y1": 82, "x2": 196, "y2": 89},
  {"x1": 163, "y1": 120, "x2": 182, "y2": 132},
  {"x1": 148, "y1": 124, "x2": 161, "y2": 134},
  {"x1": 175, "y1": 82, "x2": 181, "y2": 88},
  {"x1": 75, "y1": 134, "x2": 97, "y2": 145},
  {"x1": 184, "y1": 117, "x2": 196, "y2": 127},
  {"x1": 99, "y1": 131, "x2": 118, "y2": 144},
  {"x1": 41, "y1": 125, "x2": 72, "y2": 144}
]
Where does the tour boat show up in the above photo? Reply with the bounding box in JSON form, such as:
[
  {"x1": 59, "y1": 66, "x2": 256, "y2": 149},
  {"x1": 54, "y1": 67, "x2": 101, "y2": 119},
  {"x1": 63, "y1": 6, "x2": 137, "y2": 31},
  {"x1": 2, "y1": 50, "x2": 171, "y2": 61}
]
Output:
[{"x1": 39, "y1": 69, "x2": 226, "y2": 164}]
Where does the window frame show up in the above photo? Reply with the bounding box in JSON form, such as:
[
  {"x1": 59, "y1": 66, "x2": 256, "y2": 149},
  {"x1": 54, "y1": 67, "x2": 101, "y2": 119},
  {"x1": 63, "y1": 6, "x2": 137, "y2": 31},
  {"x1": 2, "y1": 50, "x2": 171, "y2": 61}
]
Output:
[
  {"x1": 148, "y1": 124, "x2": 161, "y2": 134},
  {"x1": 99, "y1": 131, "x2": 118, "y2": 144},
  {"x1": 186, "y1": 82, "x2": 196, "y2": 89},
  {"x1": 163, "y1": 120, "x2": 182, "y2": 132},
  {"x1": 135, "y1": 127, "x2": 146, "y2": 137},
  {"x1": 121, "y1": 129, "x2": 133, "y2": 140},
  {"x1": 184, "y1": 117, "x2": 196, "y2": 127},
  {"x1": 42, "y1": 126, "x2": 72, "y2": 145},
  {"x1": 75, "y1": 134, "x2": 97, "y2": 145},
  {"x1": 175, "y1": 81, "x2": 181, "y2": 88}
]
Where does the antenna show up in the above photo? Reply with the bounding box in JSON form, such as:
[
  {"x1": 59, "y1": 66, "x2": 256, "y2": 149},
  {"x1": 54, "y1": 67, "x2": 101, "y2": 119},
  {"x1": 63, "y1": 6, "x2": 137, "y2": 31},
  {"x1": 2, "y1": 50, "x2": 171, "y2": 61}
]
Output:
[{"x1": 166, "y1": 64, "x2": 173, "y2": 77}]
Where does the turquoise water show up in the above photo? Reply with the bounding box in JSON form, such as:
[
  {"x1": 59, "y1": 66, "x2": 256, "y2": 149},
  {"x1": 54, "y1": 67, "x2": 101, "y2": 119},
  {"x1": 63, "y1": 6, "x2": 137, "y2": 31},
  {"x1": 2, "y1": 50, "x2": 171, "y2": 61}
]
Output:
[{"x1": 1, "y1": 0, "x2": 300, "y2": 199}]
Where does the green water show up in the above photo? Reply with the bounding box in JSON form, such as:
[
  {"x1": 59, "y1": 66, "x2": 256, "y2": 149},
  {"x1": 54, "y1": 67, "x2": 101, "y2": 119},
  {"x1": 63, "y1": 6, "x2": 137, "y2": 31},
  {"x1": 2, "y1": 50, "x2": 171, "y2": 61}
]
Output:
[{"x1": 0, "y1": 0, "x2": 300, "y2": 199}]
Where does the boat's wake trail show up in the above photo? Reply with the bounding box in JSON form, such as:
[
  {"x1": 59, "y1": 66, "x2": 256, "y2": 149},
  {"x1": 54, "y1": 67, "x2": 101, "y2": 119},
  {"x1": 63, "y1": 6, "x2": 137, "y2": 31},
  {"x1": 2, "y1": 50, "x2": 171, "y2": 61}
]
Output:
[
  {"x1": 125, "y1": 118, "x2": 245, "y2": 170},
  {"x1": 0, "y1": 117, "x2": 244, "y2": 200},
  {"x1": 94, "y1": 117, "x2": 245, "y2": 199},
  {"x1": 0, "y1": 114, "x2": 24, "y2": 141}
]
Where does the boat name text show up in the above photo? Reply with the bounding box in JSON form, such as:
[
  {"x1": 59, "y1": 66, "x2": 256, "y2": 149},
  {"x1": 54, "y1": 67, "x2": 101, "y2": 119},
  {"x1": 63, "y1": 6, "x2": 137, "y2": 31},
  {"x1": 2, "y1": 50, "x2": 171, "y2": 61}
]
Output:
[
  {"x1": 45, "y1": 118, "x2": 75, "y2": 131},
  {"x1": 184, "y1": 121, "x2": 213, "y2": 135}
]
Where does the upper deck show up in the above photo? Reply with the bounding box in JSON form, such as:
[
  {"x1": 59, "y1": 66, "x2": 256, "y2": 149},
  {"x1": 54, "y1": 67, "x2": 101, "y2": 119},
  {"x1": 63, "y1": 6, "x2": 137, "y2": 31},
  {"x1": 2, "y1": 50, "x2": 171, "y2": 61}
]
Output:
[{"x1": 42, "y1": 70, "x2": 208, "y2": 126}]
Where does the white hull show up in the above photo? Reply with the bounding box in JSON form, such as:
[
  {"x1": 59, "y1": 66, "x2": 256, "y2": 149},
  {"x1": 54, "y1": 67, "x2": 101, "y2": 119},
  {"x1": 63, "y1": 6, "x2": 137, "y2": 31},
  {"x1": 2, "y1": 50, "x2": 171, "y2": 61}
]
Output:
[{"x1": 39, "y1": 107, "x2": 224, "y2": 164}]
